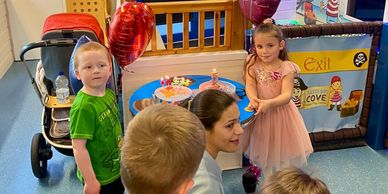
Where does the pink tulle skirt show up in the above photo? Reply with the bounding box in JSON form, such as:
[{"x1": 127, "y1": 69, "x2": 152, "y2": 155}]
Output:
[{"x1": 240, "y1": 101, "x2": 314, "y2": 174}]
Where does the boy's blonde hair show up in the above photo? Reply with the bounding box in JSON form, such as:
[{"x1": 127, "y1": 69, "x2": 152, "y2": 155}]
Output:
[
  {"x1": 73, "y1": 41, "x2": 111, "y2": 69},
  {"x1": 260, "y1": 167, "x2": 330, "y2": 194},
  {"x1": 121, "y1": 104, "x2": 206, "y2": 194}
]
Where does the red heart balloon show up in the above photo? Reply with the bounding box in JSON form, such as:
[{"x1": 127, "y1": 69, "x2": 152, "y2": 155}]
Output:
[
  {"x1": 238, "y1": 0, "x2": 281, "y2": 25},
  {"x1": 108, "y1": 2, "x2": 154, "y2": 69}
]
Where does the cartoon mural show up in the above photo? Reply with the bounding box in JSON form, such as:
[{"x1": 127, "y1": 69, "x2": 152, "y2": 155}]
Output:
[
  {"x1": 304, "y1": 1, "x2": 317, "y2": 24},
  {"x1": 328, "y1": 75, "x2": 342, "y2": 111},
  {"x1": 326, "y1": 0, "x2": 339, "y2": 23},
  {"x1": 296, "y1": 0, "x2": 352, "y2": 24},
  {"x1": 287, "y1": 34, "x2": 372, "y2": 132},
  {"x1": 293, "y1": 77, "x2": 308, "y2": 108}
]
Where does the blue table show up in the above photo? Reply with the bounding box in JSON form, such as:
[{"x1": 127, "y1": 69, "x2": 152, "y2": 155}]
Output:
[{"x1": 129, "y1": 75, "x2": 255, "y2": 125}]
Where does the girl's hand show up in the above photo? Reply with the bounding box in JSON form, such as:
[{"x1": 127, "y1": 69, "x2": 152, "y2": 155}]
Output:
[
  {"x1": 84, "y1": 179, "x2": 100, "y2": 194},
  {"x1": 248, "y1": 98, "x2": 260, "y2": 110},
  {"x1": 256, "y1": 99, "x2": 273, "y2": 115}
]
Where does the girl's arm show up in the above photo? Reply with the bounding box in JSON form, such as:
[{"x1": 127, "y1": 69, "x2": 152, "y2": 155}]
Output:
[
  {"x1": 72, "y1": 139, "x2": 100, "y2": 194},
  {"x1": 245, "y1": 56, "x2": 259, "y2": 109},
  {"x1": 256, "y1": 73, "x2": 295, "y2": 114}
]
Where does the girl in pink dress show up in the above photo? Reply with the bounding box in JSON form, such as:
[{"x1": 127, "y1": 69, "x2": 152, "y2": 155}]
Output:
[{"x1": 241, "y1": 23, "x2": 313, "y2": 176}]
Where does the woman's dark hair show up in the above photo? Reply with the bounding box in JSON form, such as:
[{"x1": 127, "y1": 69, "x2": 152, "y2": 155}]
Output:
[{"x1": 190, "y1": 89, "x2": 235, "y2": 131}]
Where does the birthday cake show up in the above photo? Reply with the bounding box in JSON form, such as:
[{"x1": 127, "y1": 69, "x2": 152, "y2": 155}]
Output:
[
  {"x1": 154, "y1": 85, "x2": 193, "y2": 105},
  {"x1": 199, "y1": 80, "x2": 236, "y2": 95}
]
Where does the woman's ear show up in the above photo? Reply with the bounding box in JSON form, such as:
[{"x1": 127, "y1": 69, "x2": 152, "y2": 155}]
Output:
[{"x1": 279, "y1": 40, "x2": 285, "y2": 50}]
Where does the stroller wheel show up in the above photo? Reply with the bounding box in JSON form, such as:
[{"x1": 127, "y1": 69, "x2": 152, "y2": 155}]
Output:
[{"x1": 31, "y1": 133, "x2": 52, "y2": 178}]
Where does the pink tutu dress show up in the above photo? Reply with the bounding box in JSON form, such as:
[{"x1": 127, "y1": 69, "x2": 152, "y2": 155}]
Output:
[{"x1": 241, "y1": 60, "x2": 313, "y2": 174}]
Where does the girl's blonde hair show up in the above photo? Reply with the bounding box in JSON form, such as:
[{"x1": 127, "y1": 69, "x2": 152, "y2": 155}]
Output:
[
  {"x1": 260, "y1": 167, "x2": 330, "y2": 194},
  {"x1": 243, "y1": 23, "x2": 288, "y2": 81}
]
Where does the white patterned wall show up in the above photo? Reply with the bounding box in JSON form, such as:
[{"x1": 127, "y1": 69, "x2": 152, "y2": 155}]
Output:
[{"x1": 0, "y1": 0, "x2": 13, "y2": 79}]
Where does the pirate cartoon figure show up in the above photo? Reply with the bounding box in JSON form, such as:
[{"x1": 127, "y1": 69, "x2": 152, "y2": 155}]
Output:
[
  {"x1": 326, "y1": 0, "x2": 339, "y2": 23},
  {"x1": 328, "y1": 75, "x2": 342, "y2": 111},
  {"x1": 293, "y1": 77, "x2": 308, "y2": 108}
]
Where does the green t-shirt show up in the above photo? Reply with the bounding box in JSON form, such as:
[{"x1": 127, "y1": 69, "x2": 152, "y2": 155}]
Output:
[{"x1": 70, "y1": 89, "x2": 122, "y2": 185}]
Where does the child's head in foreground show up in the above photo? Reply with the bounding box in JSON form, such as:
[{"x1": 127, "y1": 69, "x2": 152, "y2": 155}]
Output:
[
  {"x1": 121, "y1": 104, "x2": 206, "y2": 194},
  {"x1": 260, "y1": 167, "x2": 330, "y2": 194}
]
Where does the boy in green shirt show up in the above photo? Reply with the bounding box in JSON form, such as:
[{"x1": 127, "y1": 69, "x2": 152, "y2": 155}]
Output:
[{"x1": 70, "y1": 42, "x2": 124, "y2": 194}]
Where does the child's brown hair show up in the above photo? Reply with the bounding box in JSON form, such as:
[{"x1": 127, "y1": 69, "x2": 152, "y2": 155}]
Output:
[
  {"x1": 121, "y1": 104, "x2": 206, "y2": 194},
  {"x1": 260, "y1": 167, "x2": 330, "y2": 194}
]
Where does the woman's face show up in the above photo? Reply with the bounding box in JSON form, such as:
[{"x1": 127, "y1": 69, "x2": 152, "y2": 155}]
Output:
[{"x1": 206, "y1": 102, "x2": 243, "y2": 154}]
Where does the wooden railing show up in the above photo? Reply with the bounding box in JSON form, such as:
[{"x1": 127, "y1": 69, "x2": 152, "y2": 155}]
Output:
[{"x1": 143, "y1": 0, "x2": 245, "y2": 56}]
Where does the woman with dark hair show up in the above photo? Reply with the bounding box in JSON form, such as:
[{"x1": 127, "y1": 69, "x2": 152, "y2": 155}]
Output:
[{"x1": 188, "y1": 89, "x2": 244, "y2": 194}]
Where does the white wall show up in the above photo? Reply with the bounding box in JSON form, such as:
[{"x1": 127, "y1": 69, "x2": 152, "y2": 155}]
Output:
[
  {"x1": 272, "y1": 0, "x2": 296, "y2": 20},
  {"x1": 7, "y1": 0, "x2": 64, "y2": 60},
  {"x1": 0, "y1": 0, "x2": 13, "y2": 79}
]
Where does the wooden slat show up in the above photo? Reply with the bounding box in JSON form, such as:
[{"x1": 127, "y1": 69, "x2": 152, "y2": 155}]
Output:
[
  {"x1": 224, "y1": 10, "x2": 232, "y2": 48},
  {"x1": 143, "y1": 46, "x2": 229, "y2": 56},
  {"x1": 183, "y1": 12, "x2": 189, "y2": 50},
  {"x1": 214, "y1": 11, "x2": 220, "y2": 47},
  {"x1": 166, "y1": 13, "x2": 173, "y2": 50},
  {"x1": 151, "y1": 25, "x2": 157, "y2": 51},
  {"x1": 142, "y1": 0, "x2": 239, "y2": 56},
  {"x1": 230, "y1": 0, "x2": 245, "y2": 50},
  {"x1": 148, "y1": 1, "x2": 233, "y2": 14},
  {"x1": 199, "y1": 12, "x2": 205, "y2": 49}
]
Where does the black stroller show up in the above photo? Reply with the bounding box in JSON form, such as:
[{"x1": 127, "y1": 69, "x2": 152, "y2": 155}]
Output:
[{"x1": 19, "y1": 13, "x2": 119, "y2": 178}]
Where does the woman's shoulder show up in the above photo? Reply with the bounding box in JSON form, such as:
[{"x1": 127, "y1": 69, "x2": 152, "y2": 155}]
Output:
[{"x1": 190, "y1": 157, "x2": 224, "y2": 194}]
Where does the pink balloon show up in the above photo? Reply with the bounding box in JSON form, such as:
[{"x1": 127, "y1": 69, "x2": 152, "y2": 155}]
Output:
[
  {"x1": 108, "y1": 2, "x2": 154, "y2": 69},
  {"x1": 239, "y1": 0, "x2": 281, "y2": 25}
]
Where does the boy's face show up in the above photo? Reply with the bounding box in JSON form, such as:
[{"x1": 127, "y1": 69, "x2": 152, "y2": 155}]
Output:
[
  {"x1": 75, "y1": 50, "x2": 112, "y2": 91},
  {"x1": 206, "y1": 102, "x2": 243, "y2": 153}
]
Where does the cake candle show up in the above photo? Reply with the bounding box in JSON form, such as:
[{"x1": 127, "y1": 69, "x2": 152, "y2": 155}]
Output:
[
  {"x1": 165, "y1": 75, "x2": 171, "y2": 85},
  {"x1": 211, "y1": 68, "x2": 219, "y2": 84},
  {"x1": 160, "y1": 77, "x2": 165, "y2": 86}
]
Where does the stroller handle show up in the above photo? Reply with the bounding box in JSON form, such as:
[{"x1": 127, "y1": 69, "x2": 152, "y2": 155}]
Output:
[
  {"x1": 19, "y1": 38, "x2": 77, "y2": 61},
  {"x1": 19, "y1": 38, "x2": 78, "y2": 106}
]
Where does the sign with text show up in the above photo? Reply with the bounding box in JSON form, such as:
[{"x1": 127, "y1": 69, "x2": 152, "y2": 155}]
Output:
[{"x1": 287, "y1": 35, "x2": 372, "y2": 132}]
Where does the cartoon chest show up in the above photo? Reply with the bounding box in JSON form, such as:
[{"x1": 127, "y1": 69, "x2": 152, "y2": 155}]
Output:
[{"x1": 340, "y1": 90, "x2": 363, "y2": 118}]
